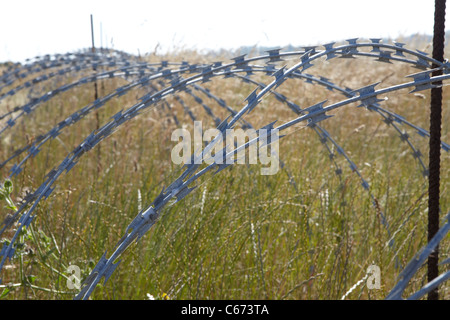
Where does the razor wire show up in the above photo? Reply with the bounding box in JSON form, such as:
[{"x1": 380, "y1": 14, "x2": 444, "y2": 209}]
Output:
[
  {"x1": 0, "y1": 40, "x2": 449, "y2": 299},
  {"x1": 0, "y1": 63, "x2": 203, "y2": 133},
  {"x1": 73, "y1": 48, "x2": 450, "y2": 299},
  {"x1": 226, "y1": 69, "x2": 446, "y2": 256},
  {"x1": 1, "y1": 39, "x2": 446, "y2": 133},
  {"x1": 73, "y1": 59, "x2": 450, "y2": 299},
  {"x1": 0, "y1": 72, "x2": 169, "y2": 173},
  {"x1": 0, "y1": 63, "x2": 442, "y2": 233},
  {"x1": 2, "y1": 56, "x2": 448, "y2": 176},
  {"x1": 0, "y1": 59, "x2": 152, "y2": 104},
  {"x1": 386, "y1": 211, "x2": 450, "y2": 300},
  {"x1": 1, "y1": 43, "x2": 448, "y2": 270},
  {"x1": 0, "y1": 62, "x2": 423, "y2": 242},
  {"x1": 225, "y1": 74, "x2": 395, "y2": 242},
  {"x1": 0, "y1": 57, "x2": 189, "y2": 103},
  {"x1": 180, "y1": 81, "x2": 300, "y2": 193},
  {"x1": 0, "y1": 44, "x2": 446, "y2": 225},
  {"x1": 0, "y1": 48, "x2": 134, "y2": 90}
]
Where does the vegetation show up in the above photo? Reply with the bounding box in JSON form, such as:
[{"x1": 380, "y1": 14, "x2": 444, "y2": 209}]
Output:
[{"x1": 0, "y1": 37, "x2": 448, "y2": 300}]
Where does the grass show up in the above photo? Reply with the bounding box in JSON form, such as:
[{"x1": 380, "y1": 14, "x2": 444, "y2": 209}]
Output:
[{"x1": 0, "y1": 38, "x2": 449, "y2": 300}]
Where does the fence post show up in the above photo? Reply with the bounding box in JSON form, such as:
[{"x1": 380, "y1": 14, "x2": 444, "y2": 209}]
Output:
[
  {"x1": 428, "y1": 0, "x2": 446, "y2": 301},
  {"x1": 90, "y1": 14, "x2": 98, "y2": 101},
  {"x1": 90, "y1": 14, "x2": 101, "y2": 174}
]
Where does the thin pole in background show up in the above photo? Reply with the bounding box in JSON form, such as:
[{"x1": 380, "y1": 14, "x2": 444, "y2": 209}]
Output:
[
  {"x1": 90, "y1": 14, "x2": 101, "y2": 174},
  {"x1": 90, "y1": 14, "x2": 98, "y2": 101},
  {"x1": 428, "y1": 0, "x2": 446, "y2": 301},
  {"x1": 100, "y1": 22, "x2": 103, "y2": 49}
]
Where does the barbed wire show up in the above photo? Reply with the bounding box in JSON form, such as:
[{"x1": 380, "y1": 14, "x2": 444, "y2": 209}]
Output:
[{"x1": 0, "y1": 40, "x2": 448, "y2": 299}]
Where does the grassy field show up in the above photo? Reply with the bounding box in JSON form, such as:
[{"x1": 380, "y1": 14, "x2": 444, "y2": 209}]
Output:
[{"x1": 0, "y1": 37, "x2": 449, "y2": 300}]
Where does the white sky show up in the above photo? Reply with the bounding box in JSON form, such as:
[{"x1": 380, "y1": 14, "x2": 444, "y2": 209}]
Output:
[{"x1": 0, "y1": 0, "x2": 447, "y2": 62}]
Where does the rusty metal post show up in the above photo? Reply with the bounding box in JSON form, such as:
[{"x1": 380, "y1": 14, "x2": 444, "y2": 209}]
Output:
[{"x1": 428, "y1": 0, "x2": 446, "y2": 301}]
